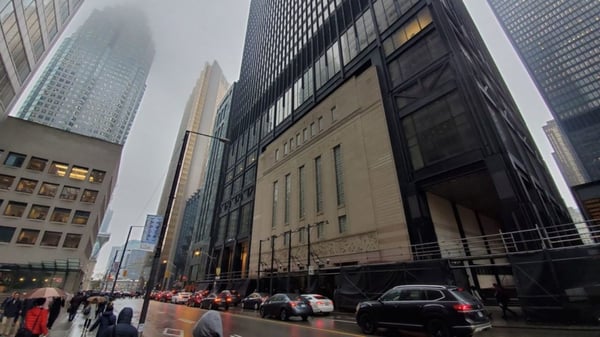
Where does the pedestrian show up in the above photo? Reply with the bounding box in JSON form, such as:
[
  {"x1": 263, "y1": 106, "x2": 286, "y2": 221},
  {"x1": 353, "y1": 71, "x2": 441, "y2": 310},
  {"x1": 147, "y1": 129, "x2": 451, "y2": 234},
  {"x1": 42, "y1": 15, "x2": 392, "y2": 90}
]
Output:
[
  {"x1": 99, "y1": 307, "x2": 138, "y2": 337},
  {"x1": 192, "y1": 310, "x2": 223, "y2": 337},
  {"x1": 82, "y1": 302, "x2": 93, "y2": 331},
  {"x1": 47, "y1": 296, "x2": 64, "y2": 329},
  {"x1": 493, "y1": 283, "x2": 518, "y2": 319},
  {"x1": 17, "y1": 297, "x2": 48, "y2": 337},
  {"x1": 68, "y1": 292, "x2": 84, "y2": 322},
  {"x1": 89, "y1": 303, "x2": 116, "y2": 337},
  {"x1": 1, "y1": 291, "x2": 23, "y2": 336},
  {"x1": 95, "y1": 299, "x2": 107, "y2": 317}
]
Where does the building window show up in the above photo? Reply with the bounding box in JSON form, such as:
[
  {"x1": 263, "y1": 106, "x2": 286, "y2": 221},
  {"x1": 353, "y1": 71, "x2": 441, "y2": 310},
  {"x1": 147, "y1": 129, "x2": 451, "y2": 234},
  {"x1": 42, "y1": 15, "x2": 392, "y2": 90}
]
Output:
[
  {"x1": 40, "y1": 231, "x2": 62, "y2": 247},
  {"x1": 26, "y1": 157, "x2": 47, "y2": 172},
  {"x1": 16, "y1": 229, "x2": 40, "y2": 245},
  {"x1": 81, "y1": 189, "x2": 98, "y2": 203},
  {"x1": 28, "y1": 205, "x2": 49, "y2": 220},
  {"x1": 283, "y1": 231, "x2": 291, "y2": 247},
  {"x1": 50, "y1": 207, "x2": 70, "y2": 223},
  {"x1": 338, "y1": 215, "x2": 347, "y2": 233},
  {"x1": 14, "y1": 179, "x2": 37, "y2": 194},
  {"x1": 333, "y1": 145, "x2": 345, "y2": 206},
  {"x1": 72, "y1": 210, "x2": 90, "y2": 225},
  {"x1": 317, "y1": 221, "x2": 325, "y2": 239},
  {"x1": 315, "y1": 156, "x2": 323, "y2": 213},
  {"x1": 298, "y1": 166, "x2": 305, "y2": 219},
  {"x1": 284, "y1": 142, "x2": 289, "y2": 155},
  {"x1": 311, "y1": 122, "x2": 316, "y2": 136},
  {"x1": 60, "y1": 186, "x2": 80, "y2": 200},
  {"x1": 38, "y1": 182, "x2": 59, "y2": 197},
  {"x1": 3, "y1": 152, "x2": 26, "y2": 168},
  {"x1": 296, "y1": 133, "x2": 301, "y2": 146},
  {"x1": 69, "y1": 166, "x2": 88, "y2": 181},
  {"x1": 272, "y1": 181, "x2": 278, "y2": 228},
  {"x1": 303, "y1": 128, "x2": 308, "y2": 141},
  {"x1": 63, "y1": 233, "x2": 81, "y2": 248},
  {"x1": 275, "y1": 149, "x2": 280, "y2": 161},
  {"x1": 0, "y1": 174, "x2": 15, "y2": 189},
  {"x1": 298, "y1": 228, "x2": 305, "y2": 243},
  {"x1": 48, "y1": 161, "x2": 68, "y2": 177},
  {"x1": 284, "y1": 174, "x2": 291, "y2": 225},
  {"x1": 0, "y1": 226, "x2": 16, "y2": 243},
  {"x1": 3, "y1": 201, "x2": 27, "y2": 217},
  {"x1": 89, "y1": 169, "x2": 106, "y2": 183},
  {"x1": 318, "y1": 117, "x2": 323, "y2": 131}
]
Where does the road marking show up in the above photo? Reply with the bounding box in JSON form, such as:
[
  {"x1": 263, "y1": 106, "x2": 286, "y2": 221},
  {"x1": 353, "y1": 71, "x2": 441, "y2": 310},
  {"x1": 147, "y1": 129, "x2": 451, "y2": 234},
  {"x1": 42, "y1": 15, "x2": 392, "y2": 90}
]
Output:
[
  {"x1": 333, "y1": 319, "x2": 356, "y2": 324},
  {"x1": 230, "y1": 335, "x2": 243, "y2": 337},
  {"x1": 177, "y1": 318, "x2": 196, "y2": 324},
  {"x1": 162, "y1": 328, "x2": 184, "y2": 337}
]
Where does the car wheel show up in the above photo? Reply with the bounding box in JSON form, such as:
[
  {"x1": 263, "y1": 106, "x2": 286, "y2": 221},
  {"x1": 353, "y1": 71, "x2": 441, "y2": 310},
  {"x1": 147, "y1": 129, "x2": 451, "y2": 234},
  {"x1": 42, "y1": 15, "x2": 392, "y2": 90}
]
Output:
[
  {"x1": 280, "y1": 309, "x2": 288, "y2": 321},
  {"x1": 253, "y1": 303, "x2": 259, "y2": 310},
  {"x1": 260, "y1": 307, "x2": 266, "y2": 318},
  {"x1": 301, "y1": 315, "x2": 308, "y2": 321},
  {"x1": 358, "y1": 313, "x2": 377, "y2": 335},
  {"x1": 426, "y1": 318, "x2": 450, "y2": 337}
]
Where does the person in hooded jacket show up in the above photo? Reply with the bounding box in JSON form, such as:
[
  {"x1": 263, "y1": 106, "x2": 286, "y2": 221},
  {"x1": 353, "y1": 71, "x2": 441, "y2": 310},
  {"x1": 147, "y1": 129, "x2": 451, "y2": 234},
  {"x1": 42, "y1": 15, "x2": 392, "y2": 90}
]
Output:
[
  {"x1": 192, "y1": 310, "x2": 223, "y2": 337},
  {"x1": 89, "y1": 303, "x2": 116, "y2": 337},
  {"x1": 99, "y1": 307, "x2": 138, "y2": 337},
  {"x1": 21, "y1": 298, "x2": 48, "y2": 337}
]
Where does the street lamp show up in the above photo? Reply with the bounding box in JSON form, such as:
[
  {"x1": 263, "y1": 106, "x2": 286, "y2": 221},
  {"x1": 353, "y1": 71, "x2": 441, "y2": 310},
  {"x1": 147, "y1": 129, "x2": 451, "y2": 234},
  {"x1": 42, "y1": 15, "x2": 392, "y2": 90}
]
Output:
[
  {"x1": 110, "y1": 225, "x2": 144, "y2": 296},
  {"x1": 306, "y1": 220, "x2": 328, "y2": 292},
  {"x1": 191, "y1": 249, "x2": 217, "y2": 290},
  {"x1": 138, "y1": 130, "x2": 229, "y2": 336},
  {"x1": 257, "y1": 237, "x2": 270, "y2": 292}
]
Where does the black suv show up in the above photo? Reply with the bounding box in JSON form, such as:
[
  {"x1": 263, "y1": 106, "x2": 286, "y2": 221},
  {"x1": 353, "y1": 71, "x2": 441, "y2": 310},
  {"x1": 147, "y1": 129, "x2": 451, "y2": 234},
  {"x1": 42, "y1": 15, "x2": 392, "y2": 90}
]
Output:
[{"x1": 355, "y1": 285, "x2": 491, "y2": 337}]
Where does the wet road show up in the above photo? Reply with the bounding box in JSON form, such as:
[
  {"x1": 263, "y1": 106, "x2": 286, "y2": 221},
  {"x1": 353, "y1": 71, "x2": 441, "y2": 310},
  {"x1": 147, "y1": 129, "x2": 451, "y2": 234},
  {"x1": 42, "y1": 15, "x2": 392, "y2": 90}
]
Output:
[{"x1": 113, "y1": 299, "x2": 600, "y2": 337}]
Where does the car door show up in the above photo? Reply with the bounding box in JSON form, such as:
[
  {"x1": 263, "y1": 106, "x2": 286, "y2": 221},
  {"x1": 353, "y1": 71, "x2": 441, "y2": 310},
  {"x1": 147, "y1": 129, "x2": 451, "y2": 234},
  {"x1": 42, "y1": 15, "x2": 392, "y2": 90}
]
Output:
[
  {"x1": 394, "y1": 288, "x2": 427, "y2": 331},
  {"x1": 264, "y1": 294, "x2": 282, "y2": 316},
  {"x1": 377, "y1": 288, "x2": 403, "y2": 327}
]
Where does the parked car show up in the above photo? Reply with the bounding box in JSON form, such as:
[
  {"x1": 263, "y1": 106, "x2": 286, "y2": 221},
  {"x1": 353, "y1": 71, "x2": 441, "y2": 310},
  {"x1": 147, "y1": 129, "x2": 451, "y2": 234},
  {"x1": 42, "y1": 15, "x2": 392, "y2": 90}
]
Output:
[
  {"x1": 150, "y1": 290, "x2": 159, "y2": 300},
  {"x1": 172, "y1": 292, "x2": 192, "y2": 304},
  {"x1": 355, "y1": 285, "x2": 491, "y2": 337},
  {"x1": 187, "y1": 292, "x2": 204, "y2": 307},
  {"x1": 241, "y1": 292, "x2": 270, "y2": 310},
  {"x1": 160, "y1": 291, "x2": 174, "y2": 302},
  {"x1": 260, "y1": 293, "x2": 312, "y2": 321},
  {"x1": 200, "y1": 293, "x2": 231, "y2": 310},
  {"x1": 301, "y1": 294, "x2": 334, "y2": 315}
]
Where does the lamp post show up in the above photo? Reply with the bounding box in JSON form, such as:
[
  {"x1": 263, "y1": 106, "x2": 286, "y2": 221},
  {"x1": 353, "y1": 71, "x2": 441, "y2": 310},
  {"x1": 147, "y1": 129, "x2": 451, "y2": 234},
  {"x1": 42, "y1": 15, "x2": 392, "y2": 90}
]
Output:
[
  {"x1": 192, "y1": 249, "x2": 216, "y2": 290},
  {"x1": 110, "y1": 225, "x2": 144, "y2": 296},
  {"x1": 269, "y1": 235, "x2": 277, "y2": 294},
  {"x1": 257, "y1": 238, "x2": 269, "y2": 292},
  {"x1": 138, "y1": 130, "x2": 229, "y2": 335},
  {"x1": 306, "y1": 221, "x2": 328, "y2": 292}
]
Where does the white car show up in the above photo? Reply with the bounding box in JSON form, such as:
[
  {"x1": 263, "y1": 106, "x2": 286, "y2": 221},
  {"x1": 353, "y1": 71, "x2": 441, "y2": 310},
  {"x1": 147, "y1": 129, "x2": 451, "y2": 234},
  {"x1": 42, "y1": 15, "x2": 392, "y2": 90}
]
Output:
[
  {"x1": 171, "y1": 292, "x2": 192, "y2": 304},
  {"x1": 301, "y1": 294, "x2": 334, "y2": 315}
]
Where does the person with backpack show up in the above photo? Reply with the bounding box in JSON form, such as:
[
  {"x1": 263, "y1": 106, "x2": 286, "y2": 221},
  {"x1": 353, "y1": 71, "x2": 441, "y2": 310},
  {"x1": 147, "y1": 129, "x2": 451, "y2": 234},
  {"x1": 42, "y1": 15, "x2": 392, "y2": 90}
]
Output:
[
  {"x1": 99, "y1": 307, "x2": 138, "y2": 337},
  {"x1": 17, "y1": 298, "x2": 48, "y2": 337},
  {"x1": 89, "y1": 303, "x2": 116, "y2": 337},
  {"x1": 493, "y1": 283, "x2": 518, "y2": 319}
]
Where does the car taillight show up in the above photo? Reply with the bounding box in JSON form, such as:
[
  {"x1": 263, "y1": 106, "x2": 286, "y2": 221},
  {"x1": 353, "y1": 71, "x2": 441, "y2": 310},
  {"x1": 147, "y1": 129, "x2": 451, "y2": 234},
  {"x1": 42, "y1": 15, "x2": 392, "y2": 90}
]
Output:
[
  {"x1": 317, "y1": 301, "x2": 324, "y2": 306},
  {"x1": 227, "y1": 298, "x2": 232, "y2": 302},
  {"x1": 215, "y1": 298, "x2": 221, "y2": 303},
  {"x1": 453, "y1": 303, "x2": 472, "y2": 312},
  {"x1": 289, "y1": 301, "x2": 296, "y2": 307}
]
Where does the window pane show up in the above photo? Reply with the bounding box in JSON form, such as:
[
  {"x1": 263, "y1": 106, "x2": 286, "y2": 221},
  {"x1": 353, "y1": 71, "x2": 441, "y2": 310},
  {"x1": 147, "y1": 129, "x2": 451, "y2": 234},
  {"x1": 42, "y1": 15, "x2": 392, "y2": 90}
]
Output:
[
  {"x1": 38, "y1": 182, "x2": 59, "y2": 197},
  {"x1": 0, "y1": 174, "x2": 15, "y2": 189},
  {"x1": 40, "y1": 231, "x2": 61, "y2": 247},
  {"x1": 28, "y1": 204, "x2": 49, "y2": 220},
  {"x1": 69, "y1": 166, "x2": 88, "y2": 180},
  {"x1": 315, "y1": 156, "x2": 323, "y2": 213},
  {"x1": 50, "y1": 207, "x2": 70, "y2": 223},
  {"x1": 81, "y1": 189, "x2": 98, "y2": 203},
  {"x1": 48, "y1": 161, "x2": 68, "y2": 176},
  {"x1": 73, "y1": 210, "x2": 90, "y2": 225},
  {"x1": 338, "y1": 215, "x2": 347, "y2": 233},
  {"x1": 3, "y1": 201, "x2": 26, "y2": 217},
  {"x1": 63, "y1": 233, "x2": 81, "y2": 248},
  {"x1": 26, "y1": 157, "x2": 47, "y2": 171},
  {"x1": 0, "y1": 226, "x2": 16, "y2": 243},
  {"x1": 3, "y1": 152, "x2": 26, "y2": 167},
  {"x1": 60, "y1": 186, "x2": 79, "y2": 200},
  {"x1": 16, "y1": 229, "x2": 39, "y2": 245},
  {"x1": 89, "y1": 169, "x2": 106, "y2": 183},
  {"x1": 15, "y1": 178, "x2": 37, "y2": 193}
]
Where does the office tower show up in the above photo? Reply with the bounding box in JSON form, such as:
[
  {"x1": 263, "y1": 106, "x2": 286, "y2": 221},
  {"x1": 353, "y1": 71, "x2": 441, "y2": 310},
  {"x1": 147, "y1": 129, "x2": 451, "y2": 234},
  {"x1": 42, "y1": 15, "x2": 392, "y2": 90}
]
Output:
[
  {"x1": 203, "y1": 0, "x2": 571, "y2": 293},
  {"x1": 17, "y1": 6, "x2": 155, "y2": 145},
  {"x1": 0, "y1": 117, "x2": 121, "y2": 293},
  {"x1": 488, "y1": 0, "x2": 600, "y2": 220},
  {"x1": 543, "y1": 120, "x2": 587, "y2": 187},
  {"x1": 0, "y1": 0, "x2": 84, "y2": 118},
  {"x1": 156, "y1": 62, "x2": 229, "y2": 286}
]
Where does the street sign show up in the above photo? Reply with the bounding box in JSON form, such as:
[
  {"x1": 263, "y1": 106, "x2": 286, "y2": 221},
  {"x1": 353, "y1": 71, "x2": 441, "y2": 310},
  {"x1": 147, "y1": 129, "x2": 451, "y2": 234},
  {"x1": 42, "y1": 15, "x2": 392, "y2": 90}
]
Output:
[
  {"x1": 308, "y1": 266, "x2": 315, "y2": 275},
  {"x1": 216, "y1": 267, "x2": 221, "y2": 276}
]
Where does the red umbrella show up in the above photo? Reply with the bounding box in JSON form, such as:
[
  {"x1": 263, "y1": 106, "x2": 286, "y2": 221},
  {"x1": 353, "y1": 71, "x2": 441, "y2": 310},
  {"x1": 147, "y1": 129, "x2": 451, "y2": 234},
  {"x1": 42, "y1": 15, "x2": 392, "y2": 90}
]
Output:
[{"x1": 24, "y1": 287, "x2": 66, "y2": 299}]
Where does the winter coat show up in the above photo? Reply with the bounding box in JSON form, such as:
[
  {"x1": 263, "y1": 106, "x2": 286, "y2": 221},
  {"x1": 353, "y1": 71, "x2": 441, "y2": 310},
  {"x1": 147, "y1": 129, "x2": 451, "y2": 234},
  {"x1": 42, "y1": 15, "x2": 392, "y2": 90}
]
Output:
[
  {"x1": 90, "y1": 310, "x2": 117, "y2": 337},
  {"x1": 192, "y1": 310, "x2": 223, "y2": 337},
  {"x1": 23, "y1": 306, "x2": 49, "y2": 336},
  {"x1": 1, "y1": 297, "x2": 22, "y2": 318},
  {"x1": 99, "y1": 307, "x2": 138, "y2": 337}
]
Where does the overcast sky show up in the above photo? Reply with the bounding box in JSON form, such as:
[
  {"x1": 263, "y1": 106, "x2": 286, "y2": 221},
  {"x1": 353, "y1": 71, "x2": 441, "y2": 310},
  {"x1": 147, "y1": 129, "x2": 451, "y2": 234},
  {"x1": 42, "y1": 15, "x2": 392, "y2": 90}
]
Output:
[{"x1": 12, "y1": 1, "x2": 576, "y2": 276}]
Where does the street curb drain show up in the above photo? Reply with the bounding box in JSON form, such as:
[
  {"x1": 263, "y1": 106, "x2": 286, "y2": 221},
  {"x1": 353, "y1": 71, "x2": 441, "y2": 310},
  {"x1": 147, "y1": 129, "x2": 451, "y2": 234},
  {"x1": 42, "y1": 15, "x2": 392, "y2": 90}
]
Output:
[{"x1": 163, "y1": 328, "x2": 184, "y2": 337}]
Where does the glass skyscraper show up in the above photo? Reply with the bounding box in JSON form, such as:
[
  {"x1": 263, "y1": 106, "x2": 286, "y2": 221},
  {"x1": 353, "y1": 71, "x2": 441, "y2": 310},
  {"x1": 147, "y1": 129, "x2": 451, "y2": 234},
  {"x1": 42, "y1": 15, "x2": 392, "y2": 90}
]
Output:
[
  {"x1": 0, "y1": 0, "x2": 84, "y2": 118},
  {"x1": 17, "y1": 6, "x2": 155, "y2": 145},
  {"x1": 488, "y1": 0, "x2": 600, "y2": 182},
  {"x1": 190, "y1": 0, "x2": 571, "y2": 291}
]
